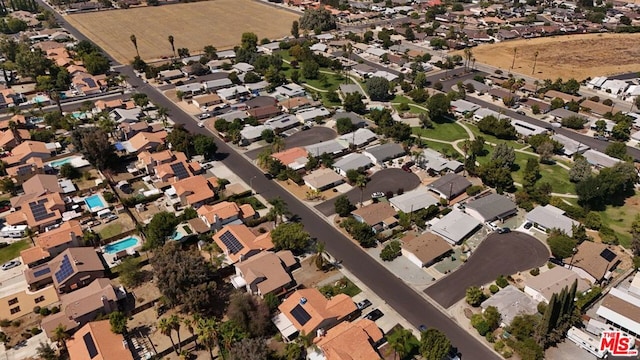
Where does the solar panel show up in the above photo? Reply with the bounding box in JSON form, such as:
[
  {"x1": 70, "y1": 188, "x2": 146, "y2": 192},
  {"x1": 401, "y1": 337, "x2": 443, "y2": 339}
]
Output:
[
  {"x1": 170, "y1": 162, "x2": 189, "y2": 180},
  {"x1": 33, "y1": 267, "x2": 51, "y2": 278},
  {"x1": 28, "y1": 201, "x2": 55, "y2": 222},
  {"x1": 54, "y1": 255, "x2": 74, "y2": 284},
  {"x1": 83, "y1": 78, "x2": 97, "y2": 88},
  {"x1": 219, "y1": 231, "x2": 244, "y2": 254},
  {"x1": 83, "y1": 332, "x2": 99, "y2": 359},
  {"x1": 600, "y1": 249, "x2": 616, "y2": 262},
  {"x1": 290, "y1": 304, "x2": 311, "y2": 325}
]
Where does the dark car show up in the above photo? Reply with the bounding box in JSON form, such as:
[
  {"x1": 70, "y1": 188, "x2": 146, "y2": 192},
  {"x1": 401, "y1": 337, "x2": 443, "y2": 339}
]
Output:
[
  {"x1": 418, "y1": 325, "x2": 428, "y2": 332},
  {"x1": 497, "y1": 227, "x2": 511, "y2": 234},
  {"x1": 524, "y1": 222, "x2": 533, "y2": 229},
  {"x1": 364, "y1": 309, "x2": 384, "y2": 321},
  {"x1": 264, "y1": 173, "x2": 274, "y2": 180},
  {"x1": 401, "y1": 164, "x2": 412, "y2": 173},
  {"x1": 356, "y1": 299, "x2": 372, "y2": 311}
]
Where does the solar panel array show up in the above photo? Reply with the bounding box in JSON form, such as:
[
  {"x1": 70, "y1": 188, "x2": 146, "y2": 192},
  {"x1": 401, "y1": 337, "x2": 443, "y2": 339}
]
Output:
[
  {"x1": 83, "y1": 332, "x2": 99, "y2": 359},
  {"x1": 83, "y1": 78, "x2": 97, "y2": 88},
  {"x1": 219, "y1": 231, "x2": 244, "y2": 254},
  {"x1": 29, "y1": 199, "x2": 56, "y2": 222},
  {"x1": 600, "y1": 248, "x2": 616, "y2": 262},
  {"x1": 54, "y1": 255, "x2": 74, "y2": 284},
  {"x1": 170, "y1": 162, "x2": 190, "y2": 180},
  {"x1": 33, "y1": 267, "x2": 51, "y2": 278},
  {"x1": 290, "y1": 304, "x2": 311, "y2": 325}
]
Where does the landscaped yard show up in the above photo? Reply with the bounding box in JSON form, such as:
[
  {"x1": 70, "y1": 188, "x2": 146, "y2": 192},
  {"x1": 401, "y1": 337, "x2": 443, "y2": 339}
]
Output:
[
  {"x1": 421, "y1": 140, "x2": 460, "y2": 158},
  {"x1": 318, "y1": 276, "x2": 361, "y2": 298},
  {"x1": 0, "y1": 240, "x2": 30, "y2": 264},
  {"x1": 412, "y1": 122, "x2": 469, "y2": 142},
  {"x1": 466, "y1": 124, "x2": 528, "y2": 149},
  {"x1": 597, "y1": 194, "x2": 640, "y2": 247},
  {"x1": 98, "y1": 222, "x2": 123, "y2": 240}
]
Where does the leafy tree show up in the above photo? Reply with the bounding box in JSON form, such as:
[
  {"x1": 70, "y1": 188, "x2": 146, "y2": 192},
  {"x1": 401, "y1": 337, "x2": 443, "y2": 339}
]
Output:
[
  {"x1": 109, "y1": 311, "x2": 128, "y2": 334},
  {"x1": 228, "y1": 337, "x2": 270, "y2": 360},
  {"x1": 291, "y1": 20, "x2": 300, "y2": 38},
  {"x1": 380, "y1": 240, "x2": 402, "y2": 261},
  {"x1": 479, "y1": 161, "x2": 514, "y2": 193},
  {"x1": 561, "y1": 116, "x2": 586, "y2": 129},
  {"x1": 366, "y1": 76, "x2": 390, "y2": 101},
  {"x1": 484, "y1": 306, "x2": 502, "y2": 331},
  {"x1": 584, "y1": 212, "x2": 602, "y2": 230},
  {"x1": 342, "y1": 218, "x2": 376, "y2": 247},
  {"x1": 496, "y1": 275, "x2": 509, "y2": 288},
  {"x1": 569, "y1": 156, "x2": 591, "y2": 182},
  {"x1": 193, "y1": 134, "x2": 217, "y2": 160},
  {"x1": 59, "y1": 163, "x2": 80, "y2": 179},
  {"x1": 387, "y1": 327, "x2": 417, "y2": 360},
  {"x1": 414, "y1": 72, "x2": 427, "y2": 88},
  {"x1": 299, "y1": 7, "x2": 337, "y2": 31},
  {"x1": 426, "y1": 93, "x2": 450, "y2": 121},
  {"x1": 477, "y1": 115, "x2": 517, "y2": 139},
  {"x1": 576, "y1": 162, "x2": 638, "y2": 209},
  {"x1": 336, "y1": 117, "x2": 355, "y2": 135},
  {"x1": 301, "y1": 60, "x2": 319, "y2": 79},
  {"x1": 271, "y1": 222, "x2": 311, "y2": 252},
  {"x1": 491, "y1": 143, "x2": 516, "y2": 168},
  {"x1": 166, "y1": 125, "x2": 193, "y2": 156},
  {"x1": 83, "y1": 52, "x2": 110, "y2": 75},
  {"x1": 117, "y1": 257, "x2": 145, "y2": 287},
  {"x1": 343, "y1": 92, "x2": 366, "y2": 114},
  {"x1": 52, "y1": 325, "x2": 69, "y2": 353},
  {"x1": 466, "y1": 286, "x2": 486, "y2": 306},
  {"x1": 36, "y1": 342, "x2": 56, "y2": 360},
  {"x1": 144, "y1": 212, "x2": 179, "y2": 249},
  {"x1": 334, "y1": 195, "x2": 354, "y2": 217},
  {"x1": 522, "y1": 158, "x2": 540, "y2": 189},
  {"x1": 419, "y1": 328, "x2": 451, "y2": 360},
  {"x1": 268, "y1": 197, "x2": 289, "y2": 225},
  {"x1": 71, "y1": 128, "x2": 116, "y2": 170},
  {"x1": 605, "y1": 141, "x2": 629, "y2": 160},
  {"x1": 227, "y1": 293, "x2": 271, "y2": 337},
  {"x1": 261, "y1": 128, "x2": 275, "y2": 143},
  {"x1": 547, "y1": 230, "x2": 576, "y2": 259}
]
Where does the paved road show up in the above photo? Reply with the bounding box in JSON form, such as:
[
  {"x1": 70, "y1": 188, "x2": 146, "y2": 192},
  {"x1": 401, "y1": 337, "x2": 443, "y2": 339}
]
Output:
[
  {"x1": 315, "y1": 168, "x2": 421, "y2": 216},
  {"x1": 425, "y1": 232, "x2": 550, "y2": 308},
  {"x1": 45, "y1": 4, "x2": 502, "y2": 357},
  {"x1": 244, "y1": 127, "x2": 338, "y2": 160}
]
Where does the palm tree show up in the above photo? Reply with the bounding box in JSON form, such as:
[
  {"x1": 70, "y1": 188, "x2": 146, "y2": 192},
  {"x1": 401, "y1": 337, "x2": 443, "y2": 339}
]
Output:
[
  {"x1": 268, "y1": 197, "x2": 288, "y2": 226},
  {"x1": 463, "y1": 47, "x2": 473, "y2": 72},
  {"x1": 52, "y1": 325, "x2": 70, "y2": 353},
  {"x1": 169, "y1": 314, "x2": 182, "y2": 353},
  {"x1": 130, "y1": 34, "x2": 139, "y2": 58},
  {"x1": 314, "y1": 241, "x2": 328, "y2": 271},
  {"x1": 168, "y1": 35, "x2": 176, "y2": 61},
  {"x1": 509, "y1": 47, "x2": 517, "y2": 74},
  {"x1": 183, "y1": 316, "x2": 197, "y2": 349},
  {"x1": 271, "y1": 136, "x2": 285, "y2": 153},
  {"x1": 531, "y1": 50, "x2": 539, "y2": 75},
  {"x1": 158, "y1": 318, "x2": 178, "y2": 355},
  {"x1": 196, "y1": 318, "x2": 219, "y2": 360},
  {"x1": 24, "y1": 227, "x2": 35, "y2": 246},
  {"x1": 256, "y1": 149, "x2": 273, "y2": 170},
  {"x1": 388, "y1": 328, "x2": 414, "y2": 360},
  {"x1": 355, "y1": 174, "x2": 368, "y2": 207},
  {"x1": 157, "y1": 106, "x2": 169, "y2": 127}
]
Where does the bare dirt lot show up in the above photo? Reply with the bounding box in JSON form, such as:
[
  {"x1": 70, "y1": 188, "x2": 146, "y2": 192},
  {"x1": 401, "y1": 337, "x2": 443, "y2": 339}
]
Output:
[
  {"x1": 66, "y1": 0, "x2": 299, "y2": 64},
  {"x1": 468, "y1": 33, "x2": 640, "y2": 81}
]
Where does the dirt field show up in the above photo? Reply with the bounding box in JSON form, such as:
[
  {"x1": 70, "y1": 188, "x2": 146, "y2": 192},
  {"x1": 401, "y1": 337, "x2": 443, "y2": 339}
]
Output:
[
  {"x1": 467, "y1": 33, "x2": 640, "y2": 81},
  {"x1": 66, "y1": 0, "x2": 299, "y2": 64}
]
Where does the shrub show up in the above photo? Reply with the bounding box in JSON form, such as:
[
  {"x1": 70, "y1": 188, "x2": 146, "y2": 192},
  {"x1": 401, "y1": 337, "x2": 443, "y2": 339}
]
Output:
[
  {"x1": 0, "y1": 319, "x2": 10, "y2": 327},
  {"x1": 547, "y1": 261, "x2": 556, "y2": 269},
  {"x1": 380, "y1": 240, "x2": 402, "y2": 261},
  {"x1": 489, "y1": 284, "x2": 500, "y2": 294},
  {"x1": 103, "y1": 191, "x2": 116, "y2": 203},
  {"x1": 494, "y1": 340, "x2": 506, "y2": 352},
  {"x1": 11, "y1": 320, "x2": 21, "y2": 327},
  {"x1": 39, "y1": 307, "x2": 51, "y2": 316},
  {"x1": 503, "y1": 349, "x2": 513, "y2": 358},
  {"x1": 50, "y1": 306, "x2": 60, "y2": 314},
  {"x1": 466, "y1": 185, "x2": 483, "y2": 196},
  {"x1": 474, "y1": 319, "x2": 490, "y2": 336},
  {"x1": 602, "y1": 99, "x2": 613, "y2": 106},
  {"x1": 529, "y1": 267, "x2": 540, "y2": 276},
  {"x1": 22, "y1": 332, "x2": 32, "y2": 339},
  {"x1": 485, "y1": 332, "x2": 496, "y2": 343},
  {"x1": 537, "y1": 301, "x2": 547, "y2": 315},
  {"x1": 496, "y1": 275, "x2": 508, "y2": 288},
  {"x1": 30, "y1": 327, "x2": 42, "y2": 335},
  {"x1": 33, "y1": 306, "x2": 41, "y2": 315},
  {"x1": 398, "y1": 102, "x2": 410, "y2": 111}
]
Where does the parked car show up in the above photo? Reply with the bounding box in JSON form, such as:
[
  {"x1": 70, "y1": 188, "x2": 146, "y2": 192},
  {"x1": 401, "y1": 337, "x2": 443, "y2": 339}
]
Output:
[
  {"x1": 418, "y1": 324, "x2": 428, "y2": 332},
  {"x1": 2, "y1": 260, "x2": 21, "y2": 271},
  {"x1": 198, "y1": 122, "x2": 205, "y2": 128},
  {"x1": 371, "y1": 192, "x2": 385, "y2": 199},
  {"x1": 497, "y1": 227, "x2": 511, "y2": 234},
  {"x1": 356, "y1": 299, "x2": 372, "y2": 311},
  {"x1": 364, "y1": 309, "x2": 384, "y2": 321},
  {"x1": 516, "y1": 110, "x2": 526, "y2": 115},
  {"x1": 104, "y1": 214, "x2": 118, "y2": 223},
  {"x1": 401, "y1": 164, "x2": 412, "y2": 173},
  {"x1": 198, "y1": 113, "x2": 212, "y2": 120},
  {"x1": 524, "y1": 222, "x2": 533, "y2": 229}
]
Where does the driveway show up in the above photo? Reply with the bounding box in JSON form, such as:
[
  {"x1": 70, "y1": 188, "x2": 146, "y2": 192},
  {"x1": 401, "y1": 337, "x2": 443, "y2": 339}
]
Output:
[
  {"x1": 425, "y1": 232, "x2": 549, "y2": 308},
  {"x1": 244, "y1": 127, "x2": 337, "y2": 159},
  {"x1": 315, "y1": 168, "x2": 421, "y2": 216}
]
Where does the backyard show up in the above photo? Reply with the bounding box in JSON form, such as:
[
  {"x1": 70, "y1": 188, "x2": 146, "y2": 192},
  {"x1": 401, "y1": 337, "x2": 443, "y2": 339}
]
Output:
[{"x1": 0, "y1": 240, "x2": 30, "y2": 264}]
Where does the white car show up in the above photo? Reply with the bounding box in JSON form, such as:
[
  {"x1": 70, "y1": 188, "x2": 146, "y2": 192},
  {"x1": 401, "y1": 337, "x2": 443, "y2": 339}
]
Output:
[
  {"x1": 371, "y1": 192, "x2": 385, "y2": 199},
  {"x1": 2, "y1": 260, "x2": 21, "y2": 271}
]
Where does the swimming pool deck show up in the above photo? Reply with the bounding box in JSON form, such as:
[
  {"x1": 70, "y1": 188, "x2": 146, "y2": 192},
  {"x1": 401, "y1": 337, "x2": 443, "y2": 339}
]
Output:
[{"x1": 99, "y1": 236, "x2": 142, "y2": 268}]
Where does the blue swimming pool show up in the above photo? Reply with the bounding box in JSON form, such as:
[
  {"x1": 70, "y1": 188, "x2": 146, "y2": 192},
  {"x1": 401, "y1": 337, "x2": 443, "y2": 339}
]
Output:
[
  {"x1": 85, "y1": 194, "x2": 106, "y2": 211},
  {"x1": 104, "y1": 236, "x2": 139, "y2": 254},
  {"x1": 49, "y1": 157, "x2": 74, "y2": 168}
]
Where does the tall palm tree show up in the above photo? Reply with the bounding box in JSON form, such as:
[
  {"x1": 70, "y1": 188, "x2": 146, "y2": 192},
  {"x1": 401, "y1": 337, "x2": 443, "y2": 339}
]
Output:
[
  {"x1": 463, "y1": 47, "x2": 473, "y2": 72},
  {"x1": 271, "y1": 136, "x2": 285, "y2": 153},
  {"x1": 130, "y1": 34, "x2": 139, "y2": 58},
  {"x1": 196, "y1": 318, "x2": 219, "y2": 360},
  {"x1": 531, "y1": 51, "x2": 539, "y2": 75},
  {"x1": 183, "y1": 316, "x2": 197, "y2": 348},
  {"x1": 158, "y1": 318, "x2": 178, "y2": 355},
  {"x1": 388, "y1": 328, "x2": 414, "y2": 360},
  {"x1": 355, "y1": 174, "x2": 368, "y2": 207},
  {"x1": 169, "y1": 314, "x2": 182, "y2": 353},
  {"x1": 256, "y1": 149, "x2": 273, "y2": 170},
  {"x1": 314, "y1": 241, "x2": 328, "y2": 270},
  {"x1": 157, "y1": 106, "x2": 169, "y2": 127},
  {"x1": 509, "y1": 47, "x2": 517, "y2": 74},
  {"x1": 52, "y1": 325, "x2": 69, "y2": 353},
  {"x1": 168, "y1": 35, "x2": 176, "y2": 61},
  {"x1": 268, "y1": 197, "x2": 288, "y2": 226}
]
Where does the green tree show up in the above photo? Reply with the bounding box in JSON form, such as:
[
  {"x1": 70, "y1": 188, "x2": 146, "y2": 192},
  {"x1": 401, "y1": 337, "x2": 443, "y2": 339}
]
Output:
[
  {"x1": 193, "y1": 134, "x2": 217, "y2": 160},
  {"x1": 301, "y1": 60, "x2": 319, "y2": 79},
  {"x1": 117, "y1": 257, "x2": 145, "y2": 287},
  {"x1": 227, "y1": 292, "x2": 271, "y2": 337},
  {"x1": 466, "y1": 286, "x2": 486, "y2": 307},
  {"x1": 491, "y1": 143, "x2": 516, "y2": 168},
  {"x1": 426, "y1": 93, "x2": 450, "y2": 121},
  {"x1": 36, "y1": 342, "x2": 56, "y2": 360},
  {"x1": 144, "y1": 212, "x2": 179, "y2": 249},
  {"x1": 336, "y1": 117, "x2": 354, "y2": 135},
  {"x1": 605, "y1": 141, "x2": 629, "y2": 160},
  {"x1": 271, "y1": 222, "x2": 311, "y2": 252},
  {"x1": 569, "y1": 156, "x2": 591, "y2": 182},
  {"x1": 343, "y1": 92, "x2": 366, "y2": 114},
  {"x1": 197, "y1": 317, "x2": 219, "y2": 360},
  {"x1": 52, "y1": 325, "x2": 70, "y2": 353},
  {"x1": 109, "y1": 311, "x2": 128, "y2": 334},
  {"x1": 419, "y1": 328, "x2": 451, "y2": 360},
  {"x1": 547, "y1": 230, "x2": 576, "y2": 259},
  {"x1": 523, "y1": 158, "x2": 540, "y2": 189},
  {"x1": 387, "y1": 327, "x2": 417, "y2": 360},
  {"x1": 72, "y1": 128, "x2": 116, "y2": 170},
  {"x1": 380, "y1": 240, "x2": 402, "y2": 261},
  {"x1": 261, "y1": 128, "x2": 276, "y2": 143},
  {"x1": 0, "y1": 177, "x2": 16, "y2": 195},
  {"x1": 484, "y1": 305, "x2": 502, "y2": 331},
  {"x1": 334, "y1": 195, "x2": 354, "y2": 217},
  {"x1": 477, "y1": 115, "x2": 517, "y2": 139},
  {"x1": 291, "y1": 20, "x2": 300, "y2": 38},
  {"x1": 267, "y1": 197, "x2": 289, "y2": 225},
  {"x1": 299, "y1": 7, "x2": 337, "y2": 31},
  {"x1": 366, "y1": 76, "x2": 390, "y2": 101},
  {"x1": 159, "y1": 318, "x2": 178, "y2": 355},
  {"x1": 130, "y1": 34, "x2": 139, "y2": 57},
  {"x1": 83, "y1": 52, "x2": 110, "y2": 75}
]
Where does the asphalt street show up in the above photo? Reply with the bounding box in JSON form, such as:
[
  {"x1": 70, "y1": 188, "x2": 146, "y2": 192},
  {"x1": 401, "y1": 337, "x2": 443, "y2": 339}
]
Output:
[{"x1": 425, "y1": 232, "x2": 550, "y2": 308}]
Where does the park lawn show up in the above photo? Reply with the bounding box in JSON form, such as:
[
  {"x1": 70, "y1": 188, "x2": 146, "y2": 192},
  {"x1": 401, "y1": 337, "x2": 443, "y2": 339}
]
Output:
[
  {"x1": 466, "y1": 124, "x2": 528, "y2": 149},
  {"x1": 412, "y1": 122, "x2": 469, "y2": 142},
  {"x1": 0, "y1": 240, "x2": 30, "y2": 264},
  {"x1": 99, "y1": 223, "x2": 123, "y2": 240},
  {"x1": 597, "y1": 193, "x2": 640, "y2": 247},
  {"x1": 422, "y1": 140, "x2": 460, "y2": 158}
]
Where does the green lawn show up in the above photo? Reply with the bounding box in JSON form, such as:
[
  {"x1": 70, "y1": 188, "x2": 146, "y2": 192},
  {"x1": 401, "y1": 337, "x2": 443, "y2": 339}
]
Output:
[
  {"x1": 318, "y1": 276, "x2": 361, "y2": 298},
  {"x1": 466, "y1": 124, "x2": 528, "y2": 149},
  {"x1": 597, "y1": 196, "x2": 640, "y2": 247},
  {"x1": 412, "y1": 122, "x2": 469, "y2": 142},
  {"x1": 392, "y1": 95, "x2": 413, "y2": 104},
  {"x1": 99, "y1": 223, "x2": 123, "y2": 240},
  {"x1": 0, "y1": 240, "x2": 30, "y2": 264},
  {"x1": 421, "y1": 140, "x2": 460, "y2": 158}
]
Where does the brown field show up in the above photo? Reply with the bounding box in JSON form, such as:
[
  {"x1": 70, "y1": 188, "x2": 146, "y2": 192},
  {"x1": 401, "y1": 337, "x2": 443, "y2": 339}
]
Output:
[
  {"x1": 467, "y1": 33, "x2": 640, "y2": 81},
  {"x1": 66, "y1": 0, "x2": 299, "y2": 64}
]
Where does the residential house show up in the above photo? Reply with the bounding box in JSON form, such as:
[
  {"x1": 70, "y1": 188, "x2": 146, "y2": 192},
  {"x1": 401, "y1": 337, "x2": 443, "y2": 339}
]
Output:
[
  {"x1": 166, "y1": 175, "x2": 216, "y2": 209},
  {"x1": 202, "y1": 78, "x2": 233, "y2": 92},
  {"x1": 28, "y1": 220, "x2": 83, "y2": 261},
  {"x1": 401, "y1": 231, "x2": 452, "y2": 268},
  {"x1": 430, "y1": 209, "x2": 481, "y2": 245},
  {"x1": 0, "y1": 128, "x2": 30, "y2": 150},
  {"x1": 264, "y1": 114, "x2": 300, "y2": 134},
  {"x1": 351, "y1": 202, "x2": 397, "y2": 233},
  {"x1": 548, "y1": 108, "x2": 585, "y2": 123},
  {"x1": 279, "y1": 97, "x2": 313, "y2": 113},
  {"x1": 565, "y1": 241, "x2": 621, "y2": 284},
  {"x1": 296, "y1": 107, "x2": 331, "y2": 123},
  {"x1": 217, "y1": 85, "x2": 250, "y2": 100},
  {"x1": 247, "y1": 105, "x2": 282, "y2": 121},
  {"x1": 72, "y1": 72, "x2": 105, "y2": 95},
  {"x1": 389, "y1": 187, "x2": 439, "y2": 214},
  {"x1": 275, "y1": 83, "x2": 306, "y2": 98},
  {"x1": 543, "y1": 90, "x2": 582, "y2": 103},
  {"x1": 273, "y1": 288, "x2": 357, "y2": 341},
  {"x1": 363, "y1": 143, "x2": 405, "y2": 166},
  {"x1": 5, "y1": 192, "x2": 66, "y2": 231},
  {"x1": 193, "y1": 93, "x2": 222, "y2": 109},
  {"x1": 580, "y1": 99, "x2": 615, "y2": 117},
  {"x1": 427, "y1": 173, "x2": 471, "y2": 200},
  {"x1": 271, "y1": 147, "x2": 309, "y2": 171},
  {"x1": 153, "y1": 155, "x2": 201, "y2": 183},
  {"x1": 600, "y1": 79, "x2": 629, "y2": 96},
  {"x1": 240, "y1": 124, "x2": 270, "y2": 143},
  {"x1": 232, "y1": 62, "x2": 254, "y2": 73},
  {"x1": 583, "y1": 149, "x2": 621, "y2": 169},
  {"x1": 42, "y1": 278, "x2": 123, "y2": 338},
  {"x1": 473, "y1": 108, "x2": 502, "y2": 122},
  {"x1": 464, "y1": 193, "x2": 517, "y2": 223},
  {"x1": 337, "y1": 128, "x2": 377, "y2": 148},
  {"x1": 212, "y1": 224, "x2": 274, "y2": 263},
  {"x1": 0, "y1": 261, "x2": 58, "y2": 320},
  {"x1": 310, "y1": 319, "x2": 384, "y2": 360},
  {"x1": 552, "y1": 134, "x2": 590, "y2": 156},
  {"x1": 120, "y1": 131, "x2": 167, "y2": 154},
  {"x1": 481, "y1": 285, "x2": 538, "y2": 327},
  {"x1": 24, "y1": 247, "x2": 106, "y2": 293},
  {"x1": 6, "y1": 158, "x2": 45, "y2": 185},
  {"x1": 158, "y1": 69, "x2": 183, "y2": 81},
  {"x1": 523, "y1": 266, "x2": 590, "y2": 304},
  {"x1": 196, "y1": 201, "x2": 256, "y2": 231},
  {"x1": 303, "y1": 168, "x2": 345, "y2": 191},
  {"x1": 525, "y1": 204, "x2": 579, "y2": 236},
  {"x1": 3, "y1": 140, "x2": 52, "y2": 166},
  {"x1": 305, "y1": 140, "x2": 348, "y2": 158},
  {"x1": 418, "y1": 148, "x2": 463, "y2": 175},
  {"x1": 333, "y1": 153, "x2": 373, "y2": 177},
  {"x1": 520, "y1": 98, "x2": 552, "y2": 113},
  {"x1": 450, "y1": 99, "x2": 481, "y2": 115},
  {"x1": 596, "y1": 287, "x2": 640, "y2": 337},
  {"x1": 488, "y1": 87, "x2": 518, "y2": 102},
  {"x1": 66, "y1": 320, "x2": 134, "y2": 360},
  {"x1": 512, "y1": 119, "x2": 548, "y2": 137},
  {"x1": 11, "y1": 174, "x2": 62, "y2": 209},
  {"x1": 371, "y1": 71, "x2": 398, "y2": 82},
  {"x1": 231, "y1": 251, "x2": 296, "y2": 298},
  {"x1": 110, "y1": 108, "x2": 142, "y2": 124}
]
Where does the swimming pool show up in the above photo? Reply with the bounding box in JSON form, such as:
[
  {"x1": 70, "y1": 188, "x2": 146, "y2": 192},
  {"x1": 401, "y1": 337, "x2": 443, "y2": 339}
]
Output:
[
  {"x1": 85, "y1": 194, "x2": 107, "y2": 211},
  {"x1": 49, "y1": 157, "x2": 74, "y2": 168},
  {"x1": 33, "y1": 95, "x2": 49, "y2": 103},
  {"x1": 104, "y1": 236, "x2": 140, "y2": 254}
]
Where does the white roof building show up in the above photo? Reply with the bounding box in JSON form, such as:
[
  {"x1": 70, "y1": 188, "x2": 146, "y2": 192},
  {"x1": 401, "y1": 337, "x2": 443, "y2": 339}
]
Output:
[
  {"x1": 296, "y1": 107, "x2": 331, "y2": 122},
  {"x1": 305, "y1": 140, "x2": 348, "y2": 157},
  {"x1": 583, "y1": 149, "x2": 621, "y2": 169},
  {"x1": 430, "y1": 209, "x2": 481, "y2": 245},
  {"x1": 233, "y1": 62, "x2": 254, "y2": 73},
  {"x1": 473, "y1": 108, "x2": 502, "y2": 121},
  {"x1": 275, "y1": 83, "x2": 306, "y2": 98},
  {"x1": 450, "y1": 99, "x2": 481, "y2": 115},
  {"x1": 371, "y1": 71, "x2": 399, "y2": 82},
  {"x1": 390, "y1": 187, "x2": 439, "y2": 214},
  {"x1": 600, "y1": 79, "x2": 629, "y2": 96},
  {"x1": 217, "y1": 85, "x2": 249, "y2": 100},
  {"x1": 481, "y1": 285, "x2": 538, "y2": 327},
  {"x1": 240, "y1": 124, "x2": 269, "y2": 143},
  {"x1": 525, "y1": 204, "x2": 579, "y2": 236},
  {"x1": 596, "y1": 287, "x2": 640, "y2": 337},
  {"x1": 332, "y1": 153, "x2": 373, "y2": 177},
  {"x1": 337, "y1": 128, "x2": 377, "y2": 148},
  {"x1": 512, "y1": 119, "x2": 547, "y2": 137},
  {"x1": 552, "y1": 134, "x2": 589, "y2": 156}
]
